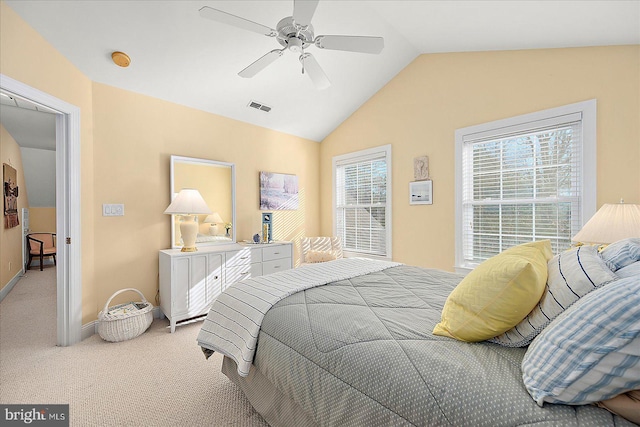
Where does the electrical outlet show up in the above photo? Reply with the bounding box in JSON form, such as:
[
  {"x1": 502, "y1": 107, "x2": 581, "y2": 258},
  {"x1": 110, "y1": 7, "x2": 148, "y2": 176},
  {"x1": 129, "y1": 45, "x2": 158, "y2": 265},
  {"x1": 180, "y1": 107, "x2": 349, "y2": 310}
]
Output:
[{"x1": 103, "y1": 204, "x2": 125, "y2": 216}]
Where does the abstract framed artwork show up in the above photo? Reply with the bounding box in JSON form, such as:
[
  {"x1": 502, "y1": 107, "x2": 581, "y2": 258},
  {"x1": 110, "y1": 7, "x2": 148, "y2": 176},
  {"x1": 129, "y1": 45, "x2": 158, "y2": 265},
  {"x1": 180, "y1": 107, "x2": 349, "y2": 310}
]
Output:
[
  {"x1": 3, "y1": 163, "x2": 20, "y2": 228},
  {"x1": 259, "y1": 171, "x2": 299, "y2": 210},
  {"x1": 409, "y1": 180, "x2": 432, "y2": 205}
]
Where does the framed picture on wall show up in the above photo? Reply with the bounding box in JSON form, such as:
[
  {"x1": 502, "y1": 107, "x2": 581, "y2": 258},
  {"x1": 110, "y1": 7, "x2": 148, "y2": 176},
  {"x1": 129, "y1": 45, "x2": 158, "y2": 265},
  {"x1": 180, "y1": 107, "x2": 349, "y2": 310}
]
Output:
[
  {"x1": 409, "y1": 180, "x2": 432, "y2": 205},
  {"x1": 259, "y1": 171, "x2": 299, "y2": 210},
  {"x1": 3, "y1": 163, "x2": 20, "y2": 228}
]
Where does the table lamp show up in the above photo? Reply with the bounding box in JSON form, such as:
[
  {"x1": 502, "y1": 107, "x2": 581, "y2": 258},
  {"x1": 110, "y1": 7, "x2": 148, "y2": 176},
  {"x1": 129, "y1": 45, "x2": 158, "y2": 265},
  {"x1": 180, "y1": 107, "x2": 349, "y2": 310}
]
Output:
[
  {"x1": 572, "y1": 200, "x2": 640, "y2": 244},
  {"x1": 204, "y1": 212, "x2": 224, "y2": 236},
  {"x1": 164, "y1": 188, "x2": 212, "y2": 251}
]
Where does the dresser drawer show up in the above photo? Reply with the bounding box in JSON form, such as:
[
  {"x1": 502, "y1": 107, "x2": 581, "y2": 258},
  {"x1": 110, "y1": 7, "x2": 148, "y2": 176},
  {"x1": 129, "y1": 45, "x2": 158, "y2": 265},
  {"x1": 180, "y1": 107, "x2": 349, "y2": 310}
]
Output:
[
  {"x1": 263, "y1": 258, "x2": 292, "y2": 275},
  {"x1": 225, "y1": 263, "x2": 262, "y2": 286},
  {"x1": 226, "y1": 248, "x2": 262, "y2": 266},
  {"x1": 263, "y1": 244, "x2": 291, "y2": 262}
]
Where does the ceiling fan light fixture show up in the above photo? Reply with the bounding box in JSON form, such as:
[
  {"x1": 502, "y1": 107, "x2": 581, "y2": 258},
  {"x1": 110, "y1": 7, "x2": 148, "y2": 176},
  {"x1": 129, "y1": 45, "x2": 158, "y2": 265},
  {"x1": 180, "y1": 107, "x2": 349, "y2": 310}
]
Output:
[
  {"x1": 111, "y1": 51, "x2": 131, "y2": 67},
  {"x1": 287, "y1": 37, "x2": 303, "y2": 52}
]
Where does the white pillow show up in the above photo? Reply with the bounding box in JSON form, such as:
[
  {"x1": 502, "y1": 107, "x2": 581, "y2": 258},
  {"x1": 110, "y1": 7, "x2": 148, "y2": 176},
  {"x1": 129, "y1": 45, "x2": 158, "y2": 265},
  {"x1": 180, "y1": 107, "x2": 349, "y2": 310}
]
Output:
[
  {"x1": 521, "y1": 275, "x2": 640, "y2": 405},
  {"x1": 304, "y1": 250, "x2": 337, "y2": 263},
  {"x1": 489, "y1": 245, "x2": 617, "y2": 347}
]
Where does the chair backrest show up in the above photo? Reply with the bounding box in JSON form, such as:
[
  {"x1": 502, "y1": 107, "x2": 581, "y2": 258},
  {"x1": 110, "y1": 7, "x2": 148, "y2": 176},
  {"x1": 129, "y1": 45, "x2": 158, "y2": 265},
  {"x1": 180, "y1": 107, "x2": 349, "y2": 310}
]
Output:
[
  {"x1": 28, "y1": 233, "x2": 56, "y2": 249},
  {"x1": 300, "y1": 236, "x2": 343, "y2": 264}
]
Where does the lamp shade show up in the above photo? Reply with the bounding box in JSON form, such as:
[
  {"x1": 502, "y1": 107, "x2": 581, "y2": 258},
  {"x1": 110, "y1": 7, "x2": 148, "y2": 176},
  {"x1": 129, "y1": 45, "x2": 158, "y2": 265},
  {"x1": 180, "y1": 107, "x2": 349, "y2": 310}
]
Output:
[
  {"x1": 204, "y1": 212, "x2": 224, "y2": 224},
  {"x1": 572, "y1": 203, "x2": 640, "y2": 244},
  {"x1": 163, "y1": 189, "x2": 212, "y2": 215}
]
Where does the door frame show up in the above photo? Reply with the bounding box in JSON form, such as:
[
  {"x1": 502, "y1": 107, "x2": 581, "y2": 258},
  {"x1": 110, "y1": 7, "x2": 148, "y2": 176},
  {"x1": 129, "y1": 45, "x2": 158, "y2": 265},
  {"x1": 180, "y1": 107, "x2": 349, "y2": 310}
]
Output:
[{"x1": 1, "y1": 74, "x2": 82, "y2": 346}]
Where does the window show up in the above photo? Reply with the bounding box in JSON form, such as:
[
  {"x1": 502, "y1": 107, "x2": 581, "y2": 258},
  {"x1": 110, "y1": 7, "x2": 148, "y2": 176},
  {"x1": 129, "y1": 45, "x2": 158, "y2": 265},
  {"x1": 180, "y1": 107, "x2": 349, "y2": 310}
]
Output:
[
  {"x1": 333, "y1": 145, "x2": 392, "y2": 259},
  {"x1": 455, "y1": 100, "x2": 596, "y2": 271}
]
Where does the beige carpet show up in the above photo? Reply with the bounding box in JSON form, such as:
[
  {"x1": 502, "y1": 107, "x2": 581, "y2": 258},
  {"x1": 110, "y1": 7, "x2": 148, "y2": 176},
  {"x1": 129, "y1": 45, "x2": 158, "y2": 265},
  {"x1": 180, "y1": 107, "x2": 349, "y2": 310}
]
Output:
[{"x1": 0, "y1": 267, "x2": 269, "y2": 426}]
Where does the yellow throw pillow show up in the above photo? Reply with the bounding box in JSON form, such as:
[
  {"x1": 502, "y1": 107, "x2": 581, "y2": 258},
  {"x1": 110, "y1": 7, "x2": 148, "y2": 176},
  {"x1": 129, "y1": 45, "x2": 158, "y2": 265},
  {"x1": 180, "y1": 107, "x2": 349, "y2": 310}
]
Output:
[{"x1": 433, "y1": 240, "x2": 552, "y2": 342}]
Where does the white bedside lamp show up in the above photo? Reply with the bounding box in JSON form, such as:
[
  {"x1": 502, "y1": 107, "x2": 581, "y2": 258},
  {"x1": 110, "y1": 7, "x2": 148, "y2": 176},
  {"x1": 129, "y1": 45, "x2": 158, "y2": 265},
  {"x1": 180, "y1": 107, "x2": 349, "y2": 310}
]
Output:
[
  {"x1": 164, "y1": 188, "x2": 212, "y2": 252},
  {"x1": 572, "y1": 200, "x2": 640, "y2": 244},
  {"x1": 204, "y1": 212, "x2": 224, "y2": 236}
]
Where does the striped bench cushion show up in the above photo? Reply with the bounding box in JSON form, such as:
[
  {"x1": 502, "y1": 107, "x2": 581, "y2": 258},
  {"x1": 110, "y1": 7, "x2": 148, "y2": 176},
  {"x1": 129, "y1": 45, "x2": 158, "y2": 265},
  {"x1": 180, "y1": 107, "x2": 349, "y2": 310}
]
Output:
[
  {"x1": 489, "y1": 245, "x2": 617, "y2": 347},
  {"x1": 521, "y1": 275, "x2": 640, "y2": 405}
]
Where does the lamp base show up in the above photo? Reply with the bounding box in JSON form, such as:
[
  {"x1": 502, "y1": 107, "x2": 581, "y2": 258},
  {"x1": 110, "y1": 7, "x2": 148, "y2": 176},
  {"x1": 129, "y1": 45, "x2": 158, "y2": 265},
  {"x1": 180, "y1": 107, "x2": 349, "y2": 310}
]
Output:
[{"x1": 180, "y1": 214, "x2": 199, "y2": 252}]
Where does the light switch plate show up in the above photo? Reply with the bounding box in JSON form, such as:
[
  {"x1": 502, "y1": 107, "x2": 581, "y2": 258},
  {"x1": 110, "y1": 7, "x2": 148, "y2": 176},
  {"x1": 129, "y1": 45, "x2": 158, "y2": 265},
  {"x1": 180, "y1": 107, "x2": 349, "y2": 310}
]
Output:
[{"x1": 103, "y1": 204, "x2": 124, "y2": 216}]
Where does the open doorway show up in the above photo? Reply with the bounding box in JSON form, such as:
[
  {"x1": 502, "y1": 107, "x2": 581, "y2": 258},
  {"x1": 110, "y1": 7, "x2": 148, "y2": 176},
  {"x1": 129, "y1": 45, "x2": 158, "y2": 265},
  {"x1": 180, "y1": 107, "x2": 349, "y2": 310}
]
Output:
[{"x1": 0, "y1": 74, "x2": 81, "y2": 346}]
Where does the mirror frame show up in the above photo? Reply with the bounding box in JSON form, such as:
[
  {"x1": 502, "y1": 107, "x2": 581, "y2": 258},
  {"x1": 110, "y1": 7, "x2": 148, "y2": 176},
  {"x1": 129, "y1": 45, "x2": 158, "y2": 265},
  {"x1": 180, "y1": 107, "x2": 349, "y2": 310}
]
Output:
[{"x1": 169, "y1": 155, "x2": 236, "y2": 249}]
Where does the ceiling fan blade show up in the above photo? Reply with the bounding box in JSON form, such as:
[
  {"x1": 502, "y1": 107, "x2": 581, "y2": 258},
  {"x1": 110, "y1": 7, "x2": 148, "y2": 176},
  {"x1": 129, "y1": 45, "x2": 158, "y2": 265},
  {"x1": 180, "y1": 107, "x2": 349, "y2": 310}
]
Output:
[
  {"x1": 315, "y1": 35, "x2": 384, "y2": 54},
  {"x1": 238, "y1": 50, "x2": 284, "y2": 78},
  {"x1": 300, "y1": 53, "x2": 330, "y2": 90},
  {"x1": 199, "y1": 6, "x2": 276, "y2": 37},
  {"x1": 293, "y1": 0, "x2": 319, "y2": 27}
]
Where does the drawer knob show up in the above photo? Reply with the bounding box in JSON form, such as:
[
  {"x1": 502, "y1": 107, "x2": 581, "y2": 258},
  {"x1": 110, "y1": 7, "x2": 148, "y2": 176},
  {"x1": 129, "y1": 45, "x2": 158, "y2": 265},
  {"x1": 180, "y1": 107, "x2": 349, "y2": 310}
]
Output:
[
  {"x1": 240, "y1": 256, "x2": 249, "y2": 259},
  {"x1": 214, "y1": 275, "x2": 219, "y2": 280},
  {"x1": 240, "y1": 272, "x2": 249, "y2": 275},
  {"x1": 274, "y1": 252, "x2": 280, "y2": 255}
]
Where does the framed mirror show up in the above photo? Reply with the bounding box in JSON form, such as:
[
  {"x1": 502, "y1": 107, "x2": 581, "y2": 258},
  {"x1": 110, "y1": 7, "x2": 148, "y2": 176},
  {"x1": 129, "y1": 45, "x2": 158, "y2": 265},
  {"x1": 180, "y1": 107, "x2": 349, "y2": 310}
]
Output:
[{"x1": 169, "y1": 155, "x2": 236, "y2": 249}]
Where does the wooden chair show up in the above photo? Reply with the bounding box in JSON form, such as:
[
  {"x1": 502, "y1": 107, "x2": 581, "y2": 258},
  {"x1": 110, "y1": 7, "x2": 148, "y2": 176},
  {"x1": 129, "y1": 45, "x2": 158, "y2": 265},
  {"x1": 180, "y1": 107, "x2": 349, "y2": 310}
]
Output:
[{"x1": 27, "y1": 232, "x2": 57, "y2": 271}]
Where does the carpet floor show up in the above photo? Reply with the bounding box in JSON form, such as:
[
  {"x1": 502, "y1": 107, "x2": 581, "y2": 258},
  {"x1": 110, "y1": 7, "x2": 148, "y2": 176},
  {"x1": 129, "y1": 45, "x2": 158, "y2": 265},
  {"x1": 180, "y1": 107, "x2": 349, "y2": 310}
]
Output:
[{"x1": 0, "y1": 267, "x2": 269, "y2": 426}]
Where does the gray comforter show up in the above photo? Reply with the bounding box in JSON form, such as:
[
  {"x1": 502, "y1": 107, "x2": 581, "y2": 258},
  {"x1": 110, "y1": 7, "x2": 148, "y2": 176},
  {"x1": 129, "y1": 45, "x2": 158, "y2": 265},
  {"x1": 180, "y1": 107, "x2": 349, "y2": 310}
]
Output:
[{"x1": 249, "y1": 265, "x2": 634, "y2": 426}]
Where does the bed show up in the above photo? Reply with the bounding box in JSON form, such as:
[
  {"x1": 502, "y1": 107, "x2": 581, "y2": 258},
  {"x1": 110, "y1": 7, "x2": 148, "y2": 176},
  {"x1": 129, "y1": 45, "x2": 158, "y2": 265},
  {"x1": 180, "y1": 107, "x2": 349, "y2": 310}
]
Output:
[{"x1": 197, "y1": 245, "x2": 640, "y2": 426}]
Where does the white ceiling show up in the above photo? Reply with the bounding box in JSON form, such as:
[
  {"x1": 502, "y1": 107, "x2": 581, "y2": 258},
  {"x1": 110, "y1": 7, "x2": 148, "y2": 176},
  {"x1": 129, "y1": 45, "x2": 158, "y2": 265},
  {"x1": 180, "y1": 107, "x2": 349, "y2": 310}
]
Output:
[
  {"x1": 0, "y1": 94, "x2": 56, "y2": 150},
  {"x1": 3, "y1": 0, "x2": 640, "y2": 143}
]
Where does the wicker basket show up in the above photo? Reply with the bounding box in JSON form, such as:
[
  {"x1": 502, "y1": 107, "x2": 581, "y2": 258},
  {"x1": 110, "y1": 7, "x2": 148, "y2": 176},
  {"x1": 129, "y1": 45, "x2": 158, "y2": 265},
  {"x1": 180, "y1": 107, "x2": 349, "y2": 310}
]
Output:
[{"x1": 98, "y1": 288, "x2": 153, "y2": 342}]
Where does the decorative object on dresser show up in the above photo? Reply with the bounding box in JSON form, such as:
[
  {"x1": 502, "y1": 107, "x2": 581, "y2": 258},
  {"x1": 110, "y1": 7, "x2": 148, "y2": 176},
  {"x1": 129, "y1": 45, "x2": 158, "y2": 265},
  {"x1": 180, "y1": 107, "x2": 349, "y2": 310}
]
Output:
[
  {"x1": 159, "y1": 241, "x2": 293, "y2": 332},
  {"x1": 572, "y1": 199, "x2": 640, "y2": 244},
  {"x1": 164, "y1": 188, "x2": 212, "y2": 252},
  {"x1": 204, "y1": 212, "x2": 224, "y2": 236},
  {"x1": 259, "y1": 171, "x2": 299, "y2": 210},
  {"x1": 262, "y1": 212, "x2": 272, "y2": 242}
]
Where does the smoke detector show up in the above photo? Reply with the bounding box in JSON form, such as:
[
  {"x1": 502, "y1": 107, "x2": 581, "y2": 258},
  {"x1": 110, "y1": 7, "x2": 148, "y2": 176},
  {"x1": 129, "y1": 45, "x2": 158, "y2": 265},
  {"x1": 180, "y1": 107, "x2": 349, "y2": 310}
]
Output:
[{"x1": 111, "y1": 51, "x2": 131, "y2": 67}]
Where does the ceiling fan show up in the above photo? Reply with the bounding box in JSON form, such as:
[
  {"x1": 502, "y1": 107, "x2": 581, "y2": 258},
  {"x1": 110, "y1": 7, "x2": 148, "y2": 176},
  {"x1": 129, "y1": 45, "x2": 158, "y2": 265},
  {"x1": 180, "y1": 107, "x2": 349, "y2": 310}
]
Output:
[{"x1": 198, "y1": 0, "x2": 384, "y2": 90}]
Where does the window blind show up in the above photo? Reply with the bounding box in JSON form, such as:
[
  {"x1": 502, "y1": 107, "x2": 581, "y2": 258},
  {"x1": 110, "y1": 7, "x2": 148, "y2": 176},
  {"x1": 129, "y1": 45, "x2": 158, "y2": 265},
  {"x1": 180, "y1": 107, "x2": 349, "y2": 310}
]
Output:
[
  {"x1": 461, "y1": 117, "x2": 583, "y2": 265},
  {"x1": 335, "y1": 152, "x2": 388, "y2": 256}
]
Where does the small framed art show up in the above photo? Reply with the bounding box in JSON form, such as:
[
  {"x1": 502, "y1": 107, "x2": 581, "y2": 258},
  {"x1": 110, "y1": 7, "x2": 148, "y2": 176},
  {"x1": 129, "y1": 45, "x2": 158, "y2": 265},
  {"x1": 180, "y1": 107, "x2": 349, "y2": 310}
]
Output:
[{"x1": 409, "y1": 180, "x2": 432, "y2": 205}]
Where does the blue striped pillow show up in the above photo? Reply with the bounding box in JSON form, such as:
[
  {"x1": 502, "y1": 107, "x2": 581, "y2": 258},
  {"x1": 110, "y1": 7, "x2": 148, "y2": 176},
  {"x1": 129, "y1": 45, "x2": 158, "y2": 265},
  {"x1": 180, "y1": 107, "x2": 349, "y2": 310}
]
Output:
[
  {"x1": 599, "y1": 238, "x2": 640, "y2": 271},
  {"x1": 521, "y1": 275, "x2": 640, "y2": 405},
  {"x1": 489, "y1": 245, "x2": 617, "y2": 347}
]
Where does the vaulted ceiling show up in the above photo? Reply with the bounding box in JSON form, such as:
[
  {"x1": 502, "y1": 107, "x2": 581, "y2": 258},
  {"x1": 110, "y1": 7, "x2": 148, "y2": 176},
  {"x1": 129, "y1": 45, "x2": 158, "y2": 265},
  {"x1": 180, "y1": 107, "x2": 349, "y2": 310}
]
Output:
[{"x1": 3, "y1": 0, "x2": 639, "y2": 144}]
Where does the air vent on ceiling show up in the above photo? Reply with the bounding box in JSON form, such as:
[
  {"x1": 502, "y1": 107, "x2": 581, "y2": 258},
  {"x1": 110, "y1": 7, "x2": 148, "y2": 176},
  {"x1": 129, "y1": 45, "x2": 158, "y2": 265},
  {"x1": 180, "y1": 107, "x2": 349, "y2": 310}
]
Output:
[{"x1": 248, "y1": 100, "x2": 272, "y2": 113}]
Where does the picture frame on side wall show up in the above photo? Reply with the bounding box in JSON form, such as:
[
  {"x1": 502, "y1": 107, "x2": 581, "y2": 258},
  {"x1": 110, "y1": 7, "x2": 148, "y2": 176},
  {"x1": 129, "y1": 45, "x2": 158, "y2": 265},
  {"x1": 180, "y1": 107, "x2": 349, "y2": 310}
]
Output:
[{"x1": 409, "y1": 180, "x2": 432, "y2": 205}]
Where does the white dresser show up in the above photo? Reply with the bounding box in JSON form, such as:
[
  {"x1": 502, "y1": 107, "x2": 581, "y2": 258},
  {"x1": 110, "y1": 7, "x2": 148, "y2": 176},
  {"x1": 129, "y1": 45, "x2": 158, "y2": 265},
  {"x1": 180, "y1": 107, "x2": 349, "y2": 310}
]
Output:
[{"x1": 159, "y1": 241, "x2": 293, "y2": 332}]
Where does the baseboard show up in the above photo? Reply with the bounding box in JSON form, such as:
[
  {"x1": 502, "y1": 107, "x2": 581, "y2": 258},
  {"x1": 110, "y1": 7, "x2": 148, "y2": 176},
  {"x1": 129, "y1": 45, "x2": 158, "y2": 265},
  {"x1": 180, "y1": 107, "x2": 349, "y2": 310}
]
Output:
[
  {"x1": 81, "y1": 306, "x2": 164, "y2": 340},
  {"x1": 0, "y1": 270, "x2": 23, "y2": 303}
]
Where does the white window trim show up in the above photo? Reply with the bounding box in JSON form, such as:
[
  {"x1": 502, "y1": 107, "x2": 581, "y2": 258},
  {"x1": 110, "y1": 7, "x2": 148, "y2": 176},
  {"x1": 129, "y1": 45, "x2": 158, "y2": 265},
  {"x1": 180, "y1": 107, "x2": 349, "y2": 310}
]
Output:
[
  {"x1": 332, "y1": 144, "x2": 392, "y2": 260},
  {"x1": 454, "y1": 100, "x2": 597, "y2": 273}
]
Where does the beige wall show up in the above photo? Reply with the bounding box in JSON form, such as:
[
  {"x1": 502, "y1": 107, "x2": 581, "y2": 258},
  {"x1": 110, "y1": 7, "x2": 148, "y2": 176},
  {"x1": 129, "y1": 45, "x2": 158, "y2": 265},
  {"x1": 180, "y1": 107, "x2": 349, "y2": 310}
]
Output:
[
  {"x1": 1, "y1": 2, "x2": 320, "y2": 323},
  {"x1": 320, "y1": 46, "x2": 640, "y2": 271},
  {"x1": 0, "y1": 124, "x2": 28, "y2": 285},
  {"x1": 29, "y1": 207, "x2": 56, "y2": 233},
  {"x1": 91, "y1": 83, "x2": 319, "y2": 313},
  {"x1": 1, "y1": 1, "x2": 96, "y2": 321}
]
